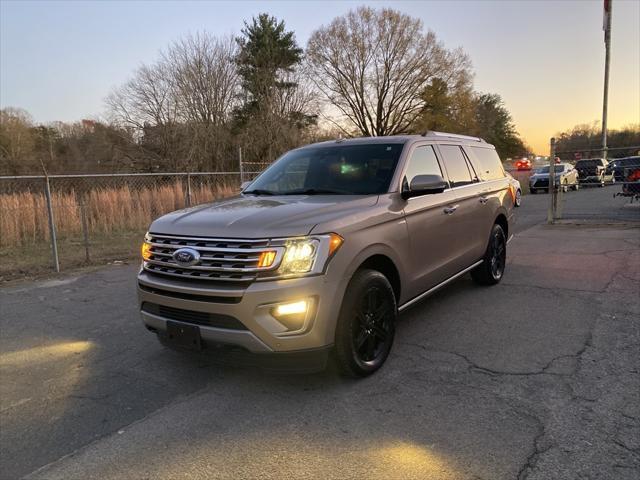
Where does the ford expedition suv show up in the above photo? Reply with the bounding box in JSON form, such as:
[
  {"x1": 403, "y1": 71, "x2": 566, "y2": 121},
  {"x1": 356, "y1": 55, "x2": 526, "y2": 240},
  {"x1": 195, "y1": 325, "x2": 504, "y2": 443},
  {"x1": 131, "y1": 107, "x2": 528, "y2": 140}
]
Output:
[{"x1": 138, "y1": 132, "x2": 515, "y2": 376}]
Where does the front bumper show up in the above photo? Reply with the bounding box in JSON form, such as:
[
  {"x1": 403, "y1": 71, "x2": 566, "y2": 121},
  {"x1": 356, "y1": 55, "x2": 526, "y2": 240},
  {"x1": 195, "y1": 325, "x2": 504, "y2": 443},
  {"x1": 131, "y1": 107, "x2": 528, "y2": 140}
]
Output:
[{"x1": 137, "y1": 268, "x2": 345, "y2": 354}]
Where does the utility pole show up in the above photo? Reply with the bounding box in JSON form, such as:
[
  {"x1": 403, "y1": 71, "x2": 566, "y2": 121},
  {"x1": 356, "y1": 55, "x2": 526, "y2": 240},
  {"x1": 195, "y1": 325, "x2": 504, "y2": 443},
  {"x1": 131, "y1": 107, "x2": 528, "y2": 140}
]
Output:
[
  {"x1": 547, "y1": 138, "x2": 557, "y2": 224},
  {"x1": 601, "y1": 0, "x2": 612, "y2": 161}
]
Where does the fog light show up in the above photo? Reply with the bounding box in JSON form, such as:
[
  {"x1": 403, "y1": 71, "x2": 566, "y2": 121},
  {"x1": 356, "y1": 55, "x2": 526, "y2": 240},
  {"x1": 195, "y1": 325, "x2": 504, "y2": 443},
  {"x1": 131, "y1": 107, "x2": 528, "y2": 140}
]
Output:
[
  {"x1": 274, "y1": 300, "x2": 308, "y2": 317},
  {"x1": 270, "y1": 299, "x2": 312, "y2": 332}
]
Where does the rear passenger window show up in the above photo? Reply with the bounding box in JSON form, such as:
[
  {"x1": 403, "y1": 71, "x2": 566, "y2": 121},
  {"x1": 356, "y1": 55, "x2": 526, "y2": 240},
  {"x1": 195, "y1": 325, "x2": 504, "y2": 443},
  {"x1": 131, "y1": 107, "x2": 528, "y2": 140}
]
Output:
[
  {"x1": 471, "y1": 147, "x2": 505, "y2": 180},
  {"x1": 404, "y1": 145, "x2": 443, "y2": 185},
  {"x1": 439, "y1": 145, "x2": 474, "y2": 187}
]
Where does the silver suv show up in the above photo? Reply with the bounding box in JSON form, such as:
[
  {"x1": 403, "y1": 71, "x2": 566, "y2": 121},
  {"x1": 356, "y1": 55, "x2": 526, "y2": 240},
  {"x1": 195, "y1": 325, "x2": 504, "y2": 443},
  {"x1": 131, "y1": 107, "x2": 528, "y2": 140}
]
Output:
[{"x1": 138, "y1": 132, "x2": 515, "y2": 376}]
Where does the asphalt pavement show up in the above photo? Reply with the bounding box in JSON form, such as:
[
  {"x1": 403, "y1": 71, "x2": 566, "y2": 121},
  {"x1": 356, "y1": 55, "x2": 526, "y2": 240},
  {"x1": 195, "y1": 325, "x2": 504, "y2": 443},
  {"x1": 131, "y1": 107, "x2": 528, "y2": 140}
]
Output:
[{"x1": 1, "y1": 186, "x2": 639, "y2": 480}]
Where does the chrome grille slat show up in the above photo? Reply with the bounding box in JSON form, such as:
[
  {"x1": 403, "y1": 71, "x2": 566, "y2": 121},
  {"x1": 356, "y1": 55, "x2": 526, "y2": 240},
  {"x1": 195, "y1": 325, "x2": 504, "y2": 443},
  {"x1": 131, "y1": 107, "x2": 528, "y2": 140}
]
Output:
[
  {"x1": 145, "y1": 233, "x2": 277, "y2": 283},
  {"x1": 145, "y1": 258, "x2": 259, "y2": 273},
  {"x1": 149, "y1": 251, "x2": 259, "y2": 263},
  {"x1": 143, "y1": 264, "x2": 255, "y2": 282},
  {"x1": 148, "y1": 242, "x2": 268, "y2": 254}
]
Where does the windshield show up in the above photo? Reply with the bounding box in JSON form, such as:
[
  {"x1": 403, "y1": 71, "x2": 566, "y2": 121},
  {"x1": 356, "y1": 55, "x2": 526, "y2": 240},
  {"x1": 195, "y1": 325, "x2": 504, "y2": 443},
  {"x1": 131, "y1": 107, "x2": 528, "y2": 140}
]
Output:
[{"x1": 245, "y1": 143, "x2": 404, "y2": 195}]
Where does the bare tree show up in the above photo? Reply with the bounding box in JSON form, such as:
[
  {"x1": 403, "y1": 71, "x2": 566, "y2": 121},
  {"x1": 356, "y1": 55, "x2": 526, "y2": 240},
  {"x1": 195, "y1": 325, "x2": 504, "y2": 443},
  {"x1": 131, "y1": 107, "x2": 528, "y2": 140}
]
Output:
[
  {"x1": 306, "y1": 6, "x2": 472, "y2": 136},
  {"x1": 164, "y1": 33, "x2": 239, "y2": 126},
  {"x1": 106, "y1": 62, "x2": 177, "y2": 130}
]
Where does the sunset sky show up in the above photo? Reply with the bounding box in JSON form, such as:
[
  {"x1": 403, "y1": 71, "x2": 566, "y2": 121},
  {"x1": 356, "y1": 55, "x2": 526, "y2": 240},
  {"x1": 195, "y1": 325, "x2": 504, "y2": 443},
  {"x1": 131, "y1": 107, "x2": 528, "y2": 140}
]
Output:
[{"x1": 1, "y1": 0, "x2": 639, "y2": 154}]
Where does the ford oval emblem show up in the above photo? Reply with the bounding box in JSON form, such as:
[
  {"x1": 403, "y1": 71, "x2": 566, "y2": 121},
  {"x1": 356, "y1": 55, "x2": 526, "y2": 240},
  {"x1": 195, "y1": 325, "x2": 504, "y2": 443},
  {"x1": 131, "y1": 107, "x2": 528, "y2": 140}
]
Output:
[{"x1": 172, "y1": 247, "x2": 200, "y2": 267}]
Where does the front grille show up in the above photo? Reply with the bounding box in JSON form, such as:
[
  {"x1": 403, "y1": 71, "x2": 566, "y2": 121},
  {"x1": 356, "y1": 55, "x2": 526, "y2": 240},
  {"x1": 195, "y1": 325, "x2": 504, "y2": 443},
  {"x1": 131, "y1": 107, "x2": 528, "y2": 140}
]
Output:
[
  {"x1": 142, "y1": 302, "x2": 248, "y2": 330},
  {"x1": 144, "y1": 233, "x2": 283, "y2": 283},
  {"x1": 532, "y1": 178, "x2": 549, "y2": 187}
]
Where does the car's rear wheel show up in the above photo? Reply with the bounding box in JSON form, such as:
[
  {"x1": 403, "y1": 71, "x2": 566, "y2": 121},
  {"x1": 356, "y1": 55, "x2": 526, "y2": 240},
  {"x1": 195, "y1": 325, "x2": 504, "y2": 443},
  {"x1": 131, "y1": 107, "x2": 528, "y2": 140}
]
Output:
[
  {"x1": 562, "y1": 180, "x2": 568, "y2": 193},
  {"x1": 530, "y1": 188, "x2": 536, "y2": 194},
  {"x1": 334, "y1": 269, "x2": 397, "y2": 377},
  {"x1": 471, "y1": 223, "x2": 507, "y2": 286}
]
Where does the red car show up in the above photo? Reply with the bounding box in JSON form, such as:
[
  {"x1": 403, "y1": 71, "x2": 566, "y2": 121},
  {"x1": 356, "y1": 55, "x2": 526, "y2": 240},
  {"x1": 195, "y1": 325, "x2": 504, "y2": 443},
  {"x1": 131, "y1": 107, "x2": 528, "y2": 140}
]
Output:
[{"x1": 515, "y1": 159, "x2": 532, "y2": 170}]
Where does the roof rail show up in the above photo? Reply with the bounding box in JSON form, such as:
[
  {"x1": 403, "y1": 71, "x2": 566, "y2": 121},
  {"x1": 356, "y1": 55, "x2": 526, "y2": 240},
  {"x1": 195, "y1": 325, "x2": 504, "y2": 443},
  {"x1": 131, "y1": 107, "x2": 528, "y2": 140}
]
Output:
[{"x1": 421, "y1": 131, "x2": 484, "y2": 143}]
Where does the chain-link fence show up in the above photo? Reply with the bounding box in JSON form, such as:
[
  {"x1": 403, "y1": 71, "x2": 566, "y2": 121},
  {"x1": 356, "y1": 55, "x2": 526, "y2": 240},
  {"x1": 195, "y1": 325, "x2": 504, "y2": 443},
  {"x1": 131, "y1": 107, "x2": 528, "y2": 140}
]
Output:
[
  {"x1": 545, "y1": 140, "x2": 640, "y2": 223},
  {"x1": 0, "y1": 172, "x2": 246, "y2": 281}
]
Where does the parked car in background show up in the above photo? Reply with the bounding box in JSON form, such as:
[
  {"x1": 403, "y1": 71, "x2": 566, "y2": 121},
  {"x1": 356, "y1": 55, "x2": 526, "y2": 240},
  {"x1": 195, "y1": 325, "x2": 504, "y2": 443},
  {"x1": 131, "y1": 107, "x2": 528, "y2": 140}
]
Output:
[
  {"x1": 575, "y1": 158, "x2": 614, "y2": 186},
  {"x1": 506, "y1": 172, "x2": 522, "y2": 207},
  {"x1": 515, "y1": 158, "x2": 532, "y2": 170},
  {"x1": 606, "y1": 156, "x2": 640, "y2": 182},
  {"x1": 529, "y1": 163, "x2": 579, "y2": 194},
  {"x1": 138, "y1": 132, "x2": 514, "y2": 376}
]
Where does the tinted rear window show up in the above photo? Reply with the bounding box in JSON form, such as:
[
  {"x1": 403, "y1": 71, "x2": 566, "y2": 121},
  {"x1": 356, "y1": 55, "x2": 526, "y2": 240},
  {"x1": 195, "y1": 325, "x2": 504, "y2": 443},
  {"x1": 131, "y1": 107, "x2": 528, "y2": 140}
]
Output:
[
  {"x1": 575, "y1": 160, "x2": 601, "y2": 168},
  {"x1": 440, "y1": 145, "x2": 474, "y2": 187},
  {"x1": 470, "y1": 147, "x2": 505, "y2": 180}
]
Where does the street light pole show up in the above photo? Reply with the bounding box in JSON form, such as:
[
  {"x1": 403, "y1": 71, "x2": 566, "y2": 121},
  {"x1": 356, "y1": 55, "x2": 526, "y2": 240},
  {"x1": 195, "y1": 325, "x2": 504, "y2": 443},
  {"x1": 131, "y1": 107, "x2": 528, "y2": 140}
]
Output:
[{"x1": 601, "y1": 0, "x2": 612, "y2": 161}]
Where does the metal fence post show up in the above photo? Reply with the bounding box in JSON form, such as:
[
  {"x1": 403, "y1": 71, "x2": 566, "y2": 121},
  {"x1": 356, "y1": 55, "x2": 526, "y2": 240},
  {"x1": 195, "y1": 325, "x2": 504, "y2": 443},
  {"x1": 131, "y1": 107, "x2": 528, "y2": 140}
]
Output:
[
  {"x1": 547, "y1": 138, "x2": 557, "y2": 224},
  {"x1": 238, "y1": 146, "x2": 244, "y2": 184},
  {"x1": 185, "y1": 173, "x2": 192, "y2": 207},
  {"x1": 43, "y1": 176, "x2": 60, "y2": 272},
  {"x1": 79, "y1": 197, "x2": 90, "y2": 263}
]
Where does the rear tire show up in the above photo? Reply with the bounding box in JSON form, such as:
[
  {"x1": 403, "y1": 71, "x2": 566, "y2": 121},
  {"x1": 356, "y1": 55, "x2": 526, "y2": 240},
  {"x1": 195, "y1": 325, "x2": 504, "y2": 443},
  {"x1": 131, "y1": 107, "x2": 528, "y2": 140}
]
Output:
[
  {"x1": 334, "y1": 269, "x2": 397, "y2": 377},
  {"x1": 471, "y1": 224, "x2": 507, "y2": 286},
  {"x1": 530, "y1": 188, "x2": 536, "y2": 195}
]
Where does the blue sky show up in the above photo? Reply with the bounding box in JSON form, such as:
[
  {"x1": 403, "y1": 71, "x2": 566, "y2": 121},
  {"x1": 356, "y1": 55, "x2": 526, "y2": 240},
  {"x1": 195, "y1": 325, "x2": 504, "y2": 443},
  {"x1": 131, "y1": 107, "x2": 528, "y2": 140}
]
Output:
[{"x1": 1, "y1": 0, "x2": 639, "y2": 153}]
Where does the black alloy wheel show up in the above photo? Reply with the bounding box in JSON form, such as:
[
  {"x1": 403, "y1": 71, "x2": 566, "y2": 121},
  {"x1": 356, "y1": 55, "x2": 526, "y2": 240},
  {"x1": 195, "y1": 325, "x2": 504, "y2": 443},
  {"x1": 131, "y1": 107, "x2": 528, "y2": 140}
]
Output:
[
  {"x1": 472, "y1": 223, "x2": 507, "y2": 286},
  {"x1": 335, "y1": 269, "x2": 397, "y2": 377}
]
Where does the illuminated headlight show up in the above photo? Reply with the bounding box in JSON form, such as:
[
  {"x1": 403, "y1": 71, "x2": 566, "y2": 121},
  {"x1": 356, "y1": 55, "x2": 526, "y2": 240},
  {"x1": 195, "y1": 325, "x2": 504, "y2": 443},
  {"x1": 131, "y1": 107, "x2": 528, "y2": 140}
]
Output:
[
  {"x1": 259, "y1": 233, "x2": 343, "y2": 280},
  {"x1": 279, "y1": 238, "x2": 319, "y2": 275}
]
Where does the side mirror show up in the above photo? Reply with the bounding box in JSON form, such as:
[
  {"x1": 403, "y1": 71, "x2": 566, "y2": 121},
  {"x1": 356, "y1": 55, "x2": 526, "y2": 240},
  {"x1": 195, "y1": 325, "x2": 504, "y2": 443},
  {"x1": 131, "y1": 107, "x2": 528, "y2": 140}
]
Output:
[
  {"x1": 401, "y1": 174, "x2": 448, "y2": 199},
  {"x1": 240, "y1": 181, "x2": 252, "y2": 191}
]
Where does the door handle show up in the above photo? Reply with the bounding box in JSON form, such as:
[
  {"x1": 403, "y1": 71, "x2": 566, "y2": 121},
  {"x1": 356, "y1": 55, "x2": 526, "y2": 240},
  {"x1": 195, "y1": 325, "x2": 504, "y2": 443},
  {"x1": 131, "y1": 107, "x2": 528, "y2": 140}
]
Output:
[
  {"x1": 479, "y1": 196, "x2": 489, "y2": 204},
  {"x1": 443, "y1": 205, "x2": 458, "y2": 215}
]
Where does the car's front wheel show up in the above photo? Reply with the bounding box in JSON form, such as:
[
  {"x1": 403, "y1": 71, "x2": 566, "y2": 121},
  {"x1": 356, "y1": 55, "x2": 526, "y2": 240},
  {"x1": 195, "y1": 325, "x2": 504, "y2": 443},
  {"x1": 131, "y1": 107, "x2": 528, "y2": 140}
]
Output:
[
  {"x1": 471, "y1": 223, "x2": 507, "y2": 286},
  {"x1": 514, "y1": 188, "x2": 522, "y2": 207},
  {"x1": 334, "y1": 269, "x2": 397, "y2": 377}
]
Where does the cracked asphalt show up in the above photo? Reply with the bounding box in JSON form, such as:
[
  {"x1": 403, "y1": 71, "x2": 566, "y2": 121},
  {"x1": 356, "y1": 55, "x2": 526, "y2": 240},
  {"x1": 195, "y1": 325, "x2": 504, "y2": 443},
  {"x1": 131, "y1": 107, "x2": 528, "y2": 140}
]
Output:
[{"x1": 1, "y1": 186, "x2": 639, "y2": 479}]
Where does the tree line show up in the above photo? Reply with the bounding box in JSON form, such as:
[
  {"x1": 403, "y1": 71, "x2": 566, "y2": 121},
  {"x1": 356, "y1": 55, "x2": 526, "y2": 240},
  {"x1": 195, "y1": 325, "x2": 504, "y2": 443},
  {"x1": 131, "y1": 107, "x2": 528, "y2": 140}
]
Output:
[
  {"x1": 554, "y1": 123, "x2": 640, "y2": 161},
  {"x1": 2, "y1": 6, "x2": 532, "y2": 175}
]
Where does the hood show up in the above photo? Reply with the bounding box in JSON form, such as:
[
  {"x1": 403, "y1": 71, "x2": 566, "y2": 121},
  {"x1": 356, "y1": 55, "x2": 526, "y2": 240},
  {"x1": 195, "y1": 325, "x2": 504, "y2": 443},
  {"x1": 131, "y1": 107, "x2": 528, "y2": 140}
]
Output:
[{"x1": 149, "y1": 194, "x2": 379, "y2": 239}]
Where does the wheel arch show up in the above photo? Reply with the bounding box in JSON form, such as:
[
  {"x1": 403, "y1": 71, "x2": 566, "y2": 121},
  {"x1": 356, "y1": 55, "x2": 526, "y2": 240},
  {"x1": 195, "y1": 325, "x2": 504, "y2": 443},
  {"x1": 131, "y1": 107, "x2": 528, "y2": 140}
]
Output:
[
  {"x1": 494, "y1": 213, "x2": 509, "y2": 239},
  {"x1": 357, "y1": 254, "x2": 401, "y2": 303},
  {"x1": 341, "y1": 243, "x2": 406, "y2": 305}
]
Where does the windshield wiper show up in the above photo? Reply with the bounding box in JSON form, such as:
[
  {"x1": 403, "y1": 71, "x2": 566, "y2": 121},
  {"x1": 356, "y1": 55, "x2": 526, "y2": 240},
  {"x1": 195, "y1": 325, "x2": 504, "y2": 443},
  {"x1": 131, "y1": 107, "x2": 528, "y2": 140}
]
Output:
[
  {"x1": 243, "y1": 189, "x2": 276, "y2": 195},
  {"x1": 280, "y1": 188, "x2": 350, "y2": 195}
]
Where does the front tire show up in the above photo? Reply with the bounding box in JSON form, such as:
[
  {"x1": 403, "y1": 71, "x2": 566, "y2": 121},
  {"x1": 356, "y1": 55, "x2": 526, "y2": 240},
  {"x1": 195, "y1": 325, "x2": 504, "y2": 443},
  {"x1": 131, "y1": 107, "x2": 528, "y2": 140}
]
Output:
[
  {"x1": 514, "y1": 189, "x2": 522, "y2": 207},
  {"x1": 471, "y1": 224, "x2": 507, "y2": 286},
  {"x1": 334, "y1": 269, "x2": 397, "y2": 377}
]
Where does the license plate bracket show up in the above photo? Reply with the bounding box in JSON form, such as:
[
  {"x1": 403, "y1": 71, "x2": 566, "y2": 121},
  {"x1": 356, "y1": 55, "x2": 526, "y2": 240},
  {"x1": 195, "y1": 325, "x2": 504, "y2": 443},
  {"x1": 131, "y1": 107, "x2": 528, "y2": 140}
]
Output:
[{"x1": 166, "y1": 321, "x2": 202, "y2": 350}]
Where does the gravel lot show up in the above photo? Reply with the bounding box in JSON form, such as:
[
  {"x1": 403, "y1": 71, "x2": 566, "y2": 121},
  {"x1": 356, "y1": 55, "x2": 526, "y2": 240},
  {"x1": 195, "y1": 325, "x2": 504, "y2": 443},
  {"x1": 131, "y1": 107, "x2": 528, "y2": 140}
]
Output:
[{"x1": 1, "y1": 186, "x2": 638, "y2": 479}]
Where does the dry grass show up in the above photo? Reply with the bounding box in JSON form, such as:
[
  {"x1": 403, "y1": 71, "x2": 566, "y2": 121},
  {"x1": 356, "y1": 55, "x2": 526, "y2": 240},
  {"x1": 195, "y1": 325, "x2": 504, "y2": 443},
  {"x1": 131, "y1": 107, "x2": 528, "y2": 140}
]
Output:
[{"x1": 0, "y1": 181, "x2": 237, "y2": 248}]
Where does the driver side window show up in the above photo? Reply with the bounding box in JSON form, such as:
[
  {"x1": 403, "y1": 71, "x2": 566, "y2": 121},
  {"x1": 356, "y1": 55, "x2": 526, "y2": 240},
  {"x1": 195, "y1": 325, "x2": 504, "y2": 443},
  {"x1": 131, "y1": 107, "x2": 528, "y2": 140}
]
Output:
[{"x1": 404, "y1": 145, "x2": 444, "y2": 186}]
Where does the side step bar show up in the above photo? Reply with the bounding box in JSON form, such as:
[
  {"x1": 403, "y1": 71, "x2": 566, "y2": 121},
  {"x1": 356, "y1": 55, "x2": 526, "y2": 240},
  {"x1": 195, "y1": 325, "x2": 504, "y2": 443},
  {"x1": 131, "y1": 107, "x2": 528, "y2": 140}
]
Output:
[{"x1": 398, "y1": 260, "x2": 484, "y2": 313}]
